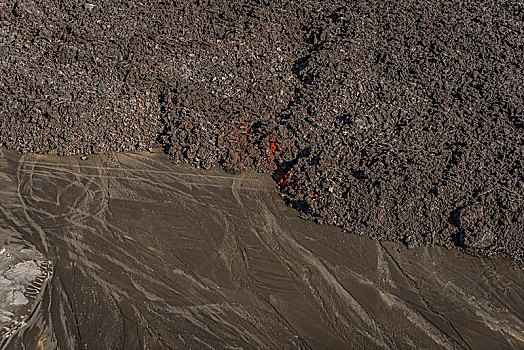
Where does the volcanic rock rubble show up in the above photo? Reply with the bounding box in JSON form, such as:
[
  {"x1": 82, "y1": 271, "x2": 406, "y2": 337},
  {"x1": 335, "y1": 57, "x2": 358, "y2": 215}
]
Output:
[{"x1": 1, "y1": 0, "x2": 522, "y2": 261}]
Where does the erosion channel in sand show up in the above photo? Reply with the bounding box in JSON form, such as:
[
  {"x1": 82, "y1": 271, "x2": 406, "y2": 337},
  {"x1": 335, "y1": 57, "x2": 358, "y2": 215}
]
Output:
[{"x1": 0, "y1": 149, "x2": 522, "y2": 349}]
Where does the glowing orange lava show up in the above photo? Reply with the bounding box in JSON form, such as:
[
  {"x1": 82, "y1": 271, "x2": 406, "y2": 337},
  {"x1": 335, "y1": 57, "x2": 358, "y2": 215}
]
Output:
[{"x1": 279, "y1": 173, "x2": 290, "y2": 187}]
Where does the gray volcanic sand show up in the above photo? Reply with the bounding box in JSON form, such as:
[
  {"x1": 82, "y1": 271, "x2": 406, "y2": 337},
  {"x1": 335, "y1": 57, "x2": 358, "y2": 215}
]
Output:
[{"x1": 0, "y1": 148, "x2": 522, "y2": 349}]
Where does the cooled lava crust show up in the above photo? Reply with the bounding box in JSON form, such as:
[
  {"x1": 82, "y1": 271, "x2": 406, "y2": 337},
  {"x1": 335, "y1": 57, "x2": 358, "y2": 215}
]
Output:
[{"x1": 1, "y1": 0, "x2": 522, "y2": 261}]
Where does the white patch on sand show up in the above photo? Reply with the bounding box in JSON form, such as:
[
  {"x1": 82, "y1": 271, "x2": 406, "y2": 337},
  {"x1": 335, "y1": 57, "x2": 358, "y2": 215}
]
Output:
[
  {"x1": 4, "y1": 261, "x2": 41, "y2": 284},
  {"x1": 5, "y1": 291, "x2": 28, "y2": 306}
]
